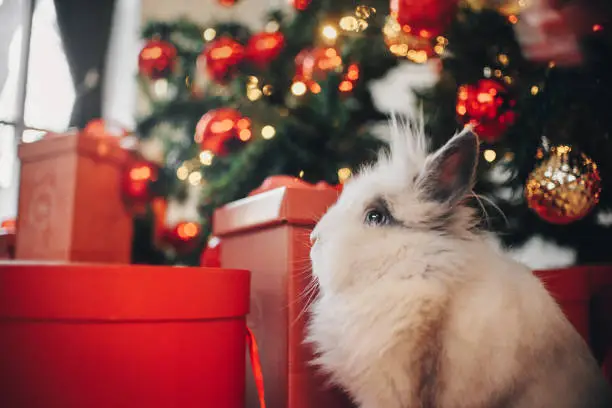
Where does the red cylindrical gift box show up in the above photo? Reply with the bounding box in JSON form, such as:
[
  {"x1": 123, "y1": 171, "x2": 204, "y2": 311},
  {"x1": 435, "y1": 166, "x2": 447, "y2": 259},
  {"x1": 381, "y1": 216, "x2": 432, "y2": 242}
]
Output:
[{"x1": 0, "y1": 262, "x2": 250, "y2": 408}]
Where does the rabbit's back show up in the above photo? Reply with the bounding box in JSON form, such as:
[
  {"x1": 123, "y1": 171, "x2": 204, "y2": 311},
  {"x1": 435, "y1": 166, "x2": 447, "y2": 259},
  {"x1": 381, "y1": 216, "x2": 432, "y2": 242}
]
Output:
[{"x1": 439, "y1": 257, "x2": 612, "y2": 407}]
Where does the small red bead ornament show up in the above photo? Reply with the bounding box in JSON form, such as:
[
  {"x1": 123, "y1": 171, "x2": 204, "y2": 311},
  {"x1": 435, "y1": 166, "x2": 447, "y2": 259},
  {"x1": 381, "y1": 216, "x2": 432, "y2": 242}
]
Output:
[
  {"x1": 202, "y1": 37, "x2": 244, "y2": 82},
  {"x1": 456, "y1": 79, "x2": 516, "y2": 142},
  {"x1": 138, "y1": 39, "x2": 177, "y2": 79},
  {"x1": 195, "y1": 108, "x2": 252, "y2": 155},
  {"x1": 245, "y1": 31, "x2": 285, "y2": 67}
]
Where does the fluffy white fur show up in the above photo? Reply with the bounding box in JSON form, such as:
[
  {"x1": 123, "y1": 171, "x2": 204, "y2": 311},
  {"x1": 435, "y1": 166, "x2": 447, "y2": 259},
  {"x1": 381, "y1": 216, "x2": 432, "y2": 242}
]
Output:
[{"x1": 306, "y1": 116, "x2": 611, "y2": 407}]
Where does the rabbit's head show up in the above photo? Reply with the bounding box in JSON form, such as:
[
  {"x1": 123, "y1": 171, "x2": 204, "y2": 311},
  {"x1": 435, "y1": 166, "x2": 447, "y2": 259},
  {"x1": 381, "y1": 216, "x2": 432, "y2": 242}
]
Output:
[{"x1": 310, "y1": 118, "x2": 480, "y2": 292}]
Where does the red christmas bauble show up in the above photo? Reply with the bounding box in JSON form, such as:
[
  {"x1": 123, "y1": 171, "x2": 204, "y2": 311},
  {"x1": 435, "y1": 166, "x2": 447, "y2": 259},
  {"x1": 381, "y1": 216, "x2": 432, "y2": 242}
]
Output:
[
  {"x1": 202, "y1": 37, "x2": 244, "y2": 82},
  {"x1": 121, "y1": 160, "x2": 158, "y2": 208},
  {"x1": 245, "y1": 31, "x2": 285, "y2": 67},
  {"x1": 195, "y1": 108, "x2": 251, "y2": 155},
  {"x1": 295, "y1": 47, "x2": 343, "y2": 81},
  {"x1": 290, "y1": 0, "x2": 311, "y2": 10},
  {"x1": 217, "y1": 0, "x2": 239, "y2": 6},
  {"x1": 163, "y1": 221, "x2": 202, "y2": 254},
  {"x1": 200, "y1": 236, "x2": 221, "y2": 267},
  {"x1": 390, "y1": 0, "x2": 458, "y2": 38},
  {"x1": 456, "y1": 79, "x2": 516, "y2": 142},
  {"x1": 138, "y1": 39, "x2": 177, "y2": 79}
]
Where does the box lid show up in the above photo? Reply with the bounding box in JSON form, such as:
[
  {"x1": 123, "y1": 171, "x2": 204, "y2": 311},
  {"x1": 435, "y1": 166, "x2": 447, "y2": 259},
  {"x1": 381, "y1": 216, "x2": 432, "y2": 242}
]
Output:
[
  {"x1": 0, "y1": 262, "x2": 250, "y2": 321},
  {"x1": 18, "y1": 132, "x2": 128, "y2": 165},
  {"x1": 213, "y1": 176, "x2": 341, "y2": 237}
]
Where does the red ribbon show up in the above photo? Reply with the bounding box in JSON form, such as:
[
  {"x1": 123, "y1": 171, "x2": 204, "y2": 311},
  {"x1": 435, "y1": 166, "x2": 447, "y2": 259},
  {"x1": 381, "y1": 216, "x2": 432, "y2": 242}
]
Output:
[{"x1": 246, "y1": 326, "x2": 266, "y2": 408}]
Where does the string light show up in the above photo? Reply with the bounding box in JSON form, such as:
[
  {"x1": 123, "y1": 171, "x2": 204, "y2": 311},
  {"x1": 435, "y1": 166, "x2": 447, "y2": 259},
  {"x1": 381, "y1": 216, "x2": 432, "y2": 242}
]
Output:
[
  {"x1": 337, "y1": 167, "x2": 352, "y2": 183},
  {"x1": 309, "y1": 82, "x2": 321, "y2": 94},
  {"x1": 530, "y1": 85, "x2": 540, "y2": 95},
  {"x1": 262, "y1": 84, "x2": 273, "y2": 96},
  {"x1": 291, "y1": 81, "x2": 308, "y2": 96},
  {"x1": 298, "y1": 170, "x2": 305, "y2": 178},
  {"x1": 508, "y1": 15, "x2": 518, "y2": 24},
  {"x1": 203, "y1": 28, "x2": 217, "y2": 41},
  {"x1": 339, "y1": 80, "x2": 353, "y2": 92},
  {"x1": 188, "y1": 171, "x2": 202, "y2": 185},
  {"x1": 321, "y1": 24, "x2": 338, "y2": 42},
  {"x1": 483, "y1": 149, "x2": 497, "y2": 162},
  {"x1": 265, "y1": 20, "x2": 280, "y2": 33},
  {"x1": 339, "y1": 16, "x2": 359, "y2": 32},
  {"x1": 498, "y1": 54, "x2": 509, "y2": 66},
  {"x1": 261, "y1": 125, "x2": 276, "y2": 139},
  {"x1": 199, "y1": 150, "x2": 214, "y2": 166},
  {"x1": 177, "y1": 222, "x2": 200, "y2": 239},
  {"x1": 177, "y1": 165, "x2": 189, "y2": 180},
  {"x1": 247, "y1": 88, "x2": 263, "y2": 101},
  {"x1": 593, "y1": 24, "x2": 603, "y2": 32}
]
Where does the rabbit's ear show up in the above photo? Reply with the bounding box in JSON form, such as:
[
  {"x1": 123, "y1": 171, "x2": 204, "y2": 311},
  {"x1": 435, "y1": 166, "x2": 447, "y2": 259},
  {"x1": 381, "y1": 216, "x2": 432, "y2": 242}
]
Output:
[{"x1": 417, "y1": 128, "x2": 479, "y2": 205}]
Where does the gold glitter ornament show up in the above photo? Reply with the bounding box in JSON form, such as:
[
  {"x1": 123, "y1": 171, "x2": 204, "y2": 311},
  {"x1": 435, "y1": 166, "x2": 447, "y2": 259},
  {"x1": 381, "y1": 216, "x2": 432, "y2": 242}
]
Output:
[
  {"x1": 355, "y1": 5, "x2": 376, "y2": 19},
  {"x1": 525, "y1": 145, "x2": 602, "y2": 225}
]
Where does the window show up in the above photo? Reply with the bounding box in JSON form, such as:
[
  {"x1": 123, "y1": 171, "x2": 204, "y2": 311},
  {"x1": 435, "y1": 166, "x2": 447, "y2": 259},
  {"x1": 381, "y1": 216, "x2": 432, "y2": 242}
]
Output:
[
  {"x1": 0, "y1": 0, "x2": 139, "y2": 221},
  {"x1": 0, "y1": 0, "x2": 75, "y2": 220}
]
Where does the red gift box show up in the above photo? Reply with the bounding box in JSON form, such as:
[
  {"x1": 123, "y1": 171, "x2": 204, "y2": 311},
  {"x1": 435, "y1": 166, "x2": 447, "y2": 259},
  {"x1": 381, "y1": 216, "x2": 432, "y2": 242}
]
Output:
[
  {"x1": 0, "y1": 262, "x2": 250, "y2": 408},
  {"x1": 16, "y1": 132, "x2": 133, "y2": 263},
  {"x1": 214, "y1": 177, "x2": 352, "y2": 408}
]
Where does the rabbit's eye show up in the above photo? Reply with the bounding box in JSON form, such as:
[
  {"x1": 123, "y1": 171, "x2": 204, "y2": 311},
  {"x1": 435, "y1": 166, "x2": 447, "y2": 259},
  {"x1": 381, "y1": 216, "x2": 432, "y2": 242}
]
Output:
[{"x1": 365, "y1": 209, "x2": 389, "y2": 226}]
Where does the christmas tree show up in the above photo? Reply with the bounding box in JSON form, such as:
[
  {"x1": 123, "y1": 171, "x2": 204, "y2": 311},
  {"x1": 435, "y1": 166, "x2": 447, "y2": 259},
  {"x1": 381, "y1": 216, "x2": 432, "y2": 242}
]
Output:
[
  {"x1": 130, "y1": 0, "x2": 612, "y2": 266},
  {"x1": 131, "y1": 0, "x2": 399, "y2": 265}
]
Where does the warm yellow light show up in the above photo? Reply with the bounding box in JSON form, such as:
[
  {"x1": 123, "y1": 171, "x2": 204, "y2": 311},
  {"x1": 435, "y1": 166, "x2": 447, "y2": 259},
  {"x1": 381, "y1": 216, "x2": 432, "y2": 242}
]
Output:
[
  {"x1": 291, "y1": 81, "x2": 307, "y2": 96},
  {"x1": 407, "y1": 50, "x2": 428, "y2": 64},
  {"x1": 239, "y1": 129, "x2": 252, "y2": 141},
  {"x1": 188, "y1": 171, "x2": 202, "y2": 185},
  {"x1": 247, "y1": 88, "x2": 263, "y2": 101},
  {"x1": 483, "y1": 149, "x2": 497, "y2": 162},
  {"x1": 321, "y1": 25, "x2": 338, "y2": 41},
  {"x1": 339, "y1": 16, "x2": 359, "y2": 32},
  {"x1": 262, "y1": 84, "x2": 273, "y2": 96},
  {"x1": 261, "y1": 125, "x2": 276, "y2": 140},
  {"x1": 337, "y1": 167, "x2": 352, "y2": 183},
  {"x1": 530, "y1": 85, "x2": 539, "y2": 95},
  {"x1": 199, "y1": 150, "x2": 214, "y2": 166},
  {"x1": 248, "y1": 76, "x2": 259, "y2": 86},
  {"x1": 498, "y1": 54, "x2": 509, "y2": 66},
  {"x1": 177, "y1": 165, "x2": 189, "y2": 180},
  {"x1": 265, "y1": 20, "x2": 280, "y2": 33},
  {"x1": 298, "y1": 170, "x2": 305, "y2": 178},
  {"x1": 203, "y1": 28, "x2": 217, "y2": 41}
]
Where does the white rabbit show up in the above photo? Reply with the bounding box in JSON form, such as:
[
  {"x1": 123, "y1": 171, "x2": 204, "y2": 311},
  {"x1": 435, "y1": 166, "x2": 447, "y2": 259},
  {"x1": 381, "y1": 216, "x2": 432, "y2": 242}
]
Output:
[{"x1": 306, "y1": 117, "x2": 612, "y2": 408}]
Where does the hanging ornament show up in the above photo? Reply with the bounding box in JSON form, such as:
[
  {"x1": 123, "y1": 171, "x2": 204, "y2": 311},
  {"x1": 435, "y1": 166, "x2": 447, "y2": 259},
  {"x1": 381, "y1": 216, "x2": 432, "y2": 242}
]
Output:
[
  {"x1": 138, "y1": 39, "x2": 177, "y2": 80},
  {"x1": 290, "y1": 0, "x2": 311, "y2": 11},
  {"x1": 200, "y1": 236, "x2": 221, "y2": 267},
  {"x1": 217, "y1": 0, "x2": 239, "y2": 6},
  {"x1": 194, "y1": 108, "x2": 252, "y2": 156},
  {"x1": 162, "y1": 221, "x2": 202, "y2": 255},
  {"x1": 121, "y1": 160, "x2": 159, "y2": 211},
  {"x1": 456, "y1": 78, "x2": 516, "y2": 142},
  {"x1": 201, "y1": 36, "x2": 244, "y2": 83},
  {"x1": 525, "y1": 145, "x2": 601, "y2": 224},
  {"x1": 245, "y1": 31, "x2": 285, "y2": 67},
  {"x1": 383, "y1": 16, "x2": 445, "y2": 63},
  {"x1": 390, "y1": 0, "x2": 458, "y2": 38}
]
